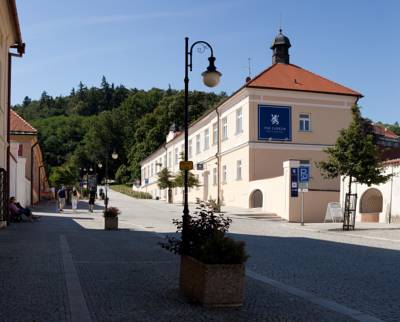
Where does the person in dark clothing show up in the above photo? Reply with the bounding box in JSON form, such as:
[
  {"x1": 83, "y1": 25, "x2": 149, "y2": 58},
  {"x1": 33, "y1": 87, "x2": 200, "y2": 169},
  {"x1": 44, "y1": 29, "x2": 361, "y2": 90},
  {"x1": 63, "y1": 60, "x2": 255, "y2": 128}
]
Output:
[
  {"x1": 58, "y1": 186, "x2": 66, "y2": 212},
  {"x1": 88, "y1": 188, "x2": 96, "y2": 212}
]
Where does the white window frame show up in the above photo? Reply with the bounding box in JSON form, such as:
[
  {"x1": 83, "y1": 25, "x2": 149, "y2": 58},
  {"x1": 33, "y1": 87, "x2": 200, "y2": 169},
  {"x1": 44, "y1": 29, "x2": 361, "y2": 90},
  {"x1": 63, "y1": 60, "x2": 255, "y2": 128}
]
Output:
[
  {"x1": 212, "y1": 122, "x2": 218, "y2": 145},
  {"x1": 299, "y1": 113, "x2": 311, "y2": 132},
  {"x1": 222, "y1": 165, "x2": 227, "y2": 184},
  {"x1": 189, "y1": 139, "x2": 193, "y2": 159},
  {"x1": 174, "y1": 147, "x2": 179, "y2": 165},
  {"x1": 204, "y1": 128, "x2": 210, "y2": 150},
  {"x1": 222, "y1": 117, "x2": 228, "y2": 141},
  {"x1": 213, "y1": 168, "x2": 217, "y2": 186},
  {"x1": 236, "y1": 107, "x2": 243, "y2": 134},
  {"x1": 196, "y1": 134, "x2": 201, "y2": 154},
  {"x1": 236, "y1": 160, "x2": 242, "y2": 180}
]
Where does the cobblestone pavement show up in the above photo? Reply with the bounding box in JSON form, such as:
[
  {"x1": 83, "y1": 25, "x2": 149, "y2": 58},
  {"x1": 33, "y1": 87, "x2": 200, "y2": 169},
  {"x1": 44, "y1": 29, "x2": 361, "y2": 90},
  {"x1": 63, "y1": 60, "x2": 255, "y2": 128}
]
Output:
[
  {"x1": 107, "y1": 189, "x2": 400, "y2": 322},
  {"x1": 0, "y1": 196, "x2": 366, "y2": 322}
]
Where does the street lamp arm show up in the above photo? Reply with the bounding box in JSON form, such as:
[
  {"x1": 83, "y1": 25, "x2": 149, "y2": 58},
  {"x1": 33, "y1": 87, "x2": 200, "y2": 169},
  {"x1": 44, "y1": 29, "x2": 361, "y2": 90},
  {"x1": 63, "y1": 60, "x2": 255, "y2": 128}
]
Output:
[{"x1": 188, "y1": 40, "x2": 214, "y2": 71}]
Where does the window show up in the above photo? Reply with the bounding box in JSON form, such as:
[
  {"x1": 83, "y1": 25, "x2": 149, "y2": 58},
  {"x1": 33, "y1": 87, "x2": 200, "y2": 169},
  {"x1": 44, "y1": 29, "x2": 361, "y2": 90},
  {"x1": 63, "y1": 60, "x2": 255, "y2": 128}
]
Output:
[
  {"x1": 236, "y1": 160, "x2": 242, "y2": 180},
  {"x1": 174, "y1": 148, "x2": 179, "y2": 165},
  {"x1": 212, "y1": 122, "x2": 218, "y2": 145},
  {"x1": 204, "y1": 129, "x2": 210, "y2": 150},
  {"x1": 18, "y1": 144, "x2": 23, "y2": 157},
  {"x1": 222, "y1": 165, "x2": 227, "y2": 184},
  {"x1": 164, "y1": 154, "x2": 167, "y2": 168},
  {"x1": 222, "y1": 117, "x2": 228, "y2": 140},
  {"x1": 168, "y1": 152, "x2": 172, "y2": 168},
  {"x1": 196, "y1": 134, "x2": 201, "y2": 154},
  {"x1": 151, "y1": 163, "x2": 154, "y2": 176},
  {"x1": 181, "y1": 144, "x2": 184, "y2": 160},
  {"x1": 213, "y1": 168, "x2": 217, "y2": 186},
  {"x1": 189, "y1": 139, "x2": 193, "y2": 158},
  {"x1": 299, "y1": 114, "x2": 311, "y2": 132},
  {"x1": 236, "y1": 108, "x2": 243, "y2": 134}
]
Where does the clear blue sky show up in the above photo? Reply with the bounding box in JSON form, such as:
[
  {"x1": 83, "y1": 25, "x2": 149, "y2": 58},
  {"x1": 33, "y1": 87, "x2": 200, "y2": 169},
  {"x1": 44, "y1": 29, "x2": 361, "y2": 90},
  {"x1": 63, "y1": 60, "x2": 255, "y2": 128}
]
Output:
[{"x1": 12, "y1": 0, "x2": 399, "y2": 123}]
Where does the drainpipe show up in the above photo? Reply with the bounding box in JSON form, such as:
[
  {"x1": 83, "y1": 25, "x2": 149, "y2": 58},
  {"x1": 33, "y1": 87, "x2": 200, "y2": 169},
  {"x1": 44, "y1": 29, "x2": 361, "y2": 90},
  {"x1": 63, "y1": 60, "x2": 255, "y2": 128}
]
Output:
[
  {"x1": 7, "y1": 44, "x2": 25, "y2": 209},
  {"x1": 30, "y1": 141, "x2": 39, "y2": 205},
  {"x1": 215, "y1": 107, "x2": 221, "y2": 205}
]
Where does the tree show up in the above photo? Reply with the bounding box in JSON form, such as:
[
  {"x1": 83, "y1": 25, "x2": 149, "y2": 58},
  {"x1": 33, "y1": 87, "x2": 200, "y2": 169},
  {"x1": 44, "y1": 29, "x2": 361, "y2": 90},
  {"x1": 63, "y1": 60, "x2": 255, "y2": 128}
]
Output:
[
  {"x1": 115, "y1": 164, "x2": 131, "y2": 184},
  {"x1": 157, "y1": 168, "x2": 175, "y2": 203},
  {"x1": 49, "y1": 165, "x2": 77, "y2": 187},
  {"x1": 173, "y1": 153, "x2": 201, "y2": 203},
  {"x1": 317, "y1": 105, "x2": 391, "y2": 229}
]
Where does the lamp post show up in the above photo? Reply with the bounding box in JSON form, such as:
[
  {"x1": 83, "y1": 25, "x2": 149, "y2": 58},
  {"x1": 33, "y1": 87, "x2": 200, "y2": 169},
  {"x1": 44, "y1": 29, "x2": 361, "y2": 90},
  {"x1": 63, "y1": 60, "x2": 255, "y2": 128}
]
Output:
[
  {"x1": 182, "y1": 37, "x2": 221, "y2": 254},
  {"x1": 99, "y1": 149, "x2": 118, "y2": 210}
]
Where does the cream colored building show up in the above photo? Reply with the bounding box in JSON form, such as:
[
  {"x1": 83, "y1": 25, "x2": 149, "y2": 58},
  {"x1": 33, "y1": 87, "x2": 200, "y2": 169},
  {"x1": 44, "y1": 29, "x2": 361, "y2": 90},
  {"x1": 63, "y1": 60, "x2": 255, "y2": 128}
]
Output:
[
  {"x1": 341, "y1": 159, "x2": 400, "y2": 224},
  {"x1": 139, "y1": 31, "x2": 362, "y2": 222},
  {"x1": 0, "y1": 0, "x2": 24, "y2": 224}
]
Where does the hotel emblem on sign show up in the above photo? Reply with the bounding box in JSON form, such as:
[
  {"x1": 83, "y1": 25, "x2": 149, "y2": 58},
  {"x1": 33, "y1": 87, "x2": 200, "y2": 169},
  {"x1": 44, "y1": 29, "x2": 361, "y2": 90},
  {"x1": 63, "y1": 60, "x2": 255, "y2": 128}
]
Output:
[
  {"x1": 271, "y1": 114, "x2": 280, "y2": 126},
  {"x1": 258, "y1": 105, "x2": 292, "y2": 141}
]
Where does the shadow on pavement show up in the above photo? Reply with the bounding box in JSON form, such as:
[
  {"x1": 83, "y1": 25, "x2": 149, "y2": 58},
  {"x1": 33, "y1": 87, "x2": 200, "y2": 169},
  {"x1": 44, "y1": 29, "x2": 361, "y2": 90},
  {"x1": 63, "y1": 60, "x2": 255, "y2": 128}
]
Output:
[{"x1": 0, "y1": 205, "x2": 398, "y2": 322}]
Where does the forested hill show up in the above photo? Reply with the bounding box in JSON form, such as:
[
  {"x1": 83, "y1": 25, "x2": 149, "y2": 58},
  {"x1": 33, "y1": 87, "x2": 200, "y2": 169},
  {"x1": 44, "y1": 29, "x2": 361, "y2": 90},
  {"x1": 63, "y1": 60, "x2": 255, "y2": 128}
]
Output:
[{"x1": 14, "y1": 76, "x2": 227, "y2": 185}]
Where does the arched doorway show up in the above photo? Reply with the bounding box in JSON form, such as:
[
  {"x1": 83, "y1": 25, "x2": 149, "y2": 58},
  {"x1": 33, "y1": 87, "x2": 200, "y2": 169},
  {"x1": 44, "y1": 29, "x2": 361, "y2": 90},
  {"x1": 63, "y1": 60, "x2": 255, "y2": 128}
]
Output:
[
  {"x1": 250, "y1": 189, "x2": 263, "y2": 208},
  {"x1": 360, "y1": 188, "x2": 383, "y2": 222}
]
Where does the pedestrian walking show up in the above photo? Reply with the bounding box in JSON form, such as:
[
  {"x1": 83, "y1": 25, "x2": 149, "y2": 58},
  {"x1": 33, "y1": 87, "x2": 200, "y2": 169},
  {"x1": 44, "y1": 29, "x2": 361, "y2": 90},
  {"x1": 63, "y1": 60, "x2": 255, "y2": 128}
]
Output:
[
  {"x1": 50, "y1": 186, "x2": 56, "y2": 199},
  {"x1": 88, "y1": 187, "x2": 96, "y2": 213},
  {"x1": 71, "y1": 187, "x2": 80, "y2": 212},
  {"x1": 58, "y1": 186, "x2": 66, "y2": 213}
]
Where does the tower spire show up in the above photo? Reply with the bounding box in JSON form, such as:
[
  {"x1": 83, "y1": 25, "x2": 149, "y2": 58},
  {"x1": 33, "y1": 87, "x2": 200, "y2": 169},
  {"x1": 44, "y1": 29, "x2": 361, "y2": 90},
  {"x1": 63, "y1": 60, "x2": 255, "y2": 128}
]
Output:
[{"x1": 270, "y1": 29, "x2": 291, "y2": 64}]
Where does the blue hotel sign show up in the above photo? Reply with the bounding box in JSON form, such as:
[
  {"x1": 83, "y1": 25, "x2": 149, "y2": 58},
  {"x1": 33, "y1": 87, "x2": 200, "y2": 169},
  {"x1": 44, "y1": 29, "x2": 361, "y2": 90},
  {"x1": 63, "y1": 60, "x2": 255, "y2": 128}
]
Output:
[{"x1": 258, "y1": 105, "x2": 292, "y2": 141}]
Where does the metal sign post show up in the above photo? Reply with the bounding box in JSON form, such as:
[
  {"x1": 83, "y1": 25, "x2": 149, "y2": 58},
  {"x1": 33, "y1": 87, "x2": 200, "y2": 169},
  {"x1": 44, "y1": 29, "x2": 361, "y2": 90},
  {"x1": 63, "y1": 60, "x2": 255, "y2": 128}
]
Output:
[{"x1": 299, "y1": 166, "x2": 310, "y2": 226}]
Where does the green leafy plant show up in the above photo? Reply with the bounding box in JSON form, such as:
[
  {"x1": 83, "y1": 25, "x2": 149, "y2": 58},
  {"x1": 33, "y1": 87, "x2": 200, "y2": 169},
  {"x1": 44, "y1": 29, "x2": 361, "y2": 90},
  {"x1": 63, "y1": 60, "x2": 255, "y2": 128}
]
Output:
[
  {"x1": 103, "y1": 207, "x2": 120, "y2": 218},
  {"x1": 161, "y1": 202, "x2": 249, "y2": 265}
]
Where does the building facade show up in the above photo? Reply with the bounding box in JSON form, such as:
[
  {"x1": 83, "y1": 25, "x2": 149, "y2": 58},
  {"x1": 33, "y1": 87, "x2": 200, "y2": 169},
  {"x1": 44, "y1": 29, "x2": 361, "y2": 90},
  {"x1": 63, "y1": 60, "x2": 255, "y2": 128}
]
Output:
[
  {"x1": 10, "y1": 110, "x2": 49, "y2": 206},
  {"x1": 341, "y1": 159, "x2": 400, "y2": 224},
  {"x1": 0, "y1": 0, "x2": 24, "y2": 224},
  {"x1": 139, "y1": 31, "x2": 362, "y2": 222}
]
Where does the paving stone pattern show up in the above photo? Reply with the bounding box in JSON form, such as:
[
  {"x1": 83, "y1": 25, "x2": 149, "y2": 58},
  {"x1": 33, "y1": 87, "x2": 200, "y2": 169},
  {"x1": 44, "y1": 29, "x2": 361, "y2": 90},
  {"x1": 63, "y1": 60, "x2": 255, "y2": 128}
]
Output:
[{"x1": 0, "y1": 200, "x2": 360, "y2": 322}]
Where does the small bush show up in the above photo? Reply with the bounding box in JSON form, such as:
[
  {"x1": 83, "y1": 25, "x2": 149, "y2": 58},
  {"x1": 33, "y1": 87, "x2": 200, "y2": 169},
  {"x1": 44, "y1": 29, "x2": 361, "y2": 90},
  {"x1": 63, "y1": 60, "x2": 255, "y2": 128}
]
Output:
[
  {"x1": 104, "y1": 207, "x2": 120, "y2": 218},
  {"x1": 161, "y1": 202, "x2": 249, "y2": 265},
  {"x1": 111, "y1": 185, "x2": 152, "y2": 199}
]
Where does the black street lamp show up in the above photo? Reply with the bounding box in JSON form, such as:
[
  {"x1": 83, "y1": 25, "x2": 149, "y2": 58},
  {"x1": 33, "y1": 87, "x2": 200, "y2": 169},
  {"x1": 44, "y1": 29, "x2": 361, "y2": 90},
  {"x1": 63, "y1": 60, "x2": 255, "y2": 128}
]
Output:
[
  {"x1": 99, "y1": 149, "x2": 118, "y2": 210},
  {"x1": 182, "y1": 37, "x2": 221, "y2": 254}
]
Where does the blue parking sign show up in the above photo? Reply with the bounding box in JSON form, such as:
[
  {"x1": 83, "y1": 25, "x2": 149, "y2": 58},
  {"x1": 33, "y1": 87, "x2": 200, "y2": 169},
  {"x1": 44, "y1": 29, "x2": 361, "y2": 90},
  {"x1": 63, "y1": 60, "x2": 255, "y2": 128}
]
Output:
[{"x1": 299, "y1": 167, "x2": 309, "y2": 183}]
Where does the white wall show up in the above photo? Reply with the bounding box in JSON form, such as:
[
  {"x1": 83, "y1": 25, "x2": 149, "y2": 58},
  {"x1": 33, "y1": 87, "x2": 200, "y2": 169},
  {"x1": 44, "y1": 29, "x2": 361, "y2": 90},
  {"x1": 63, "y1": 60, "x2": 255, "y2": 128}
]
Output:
[{"x1": 341, "y1": 164, "x2": 400, "y2": 223}]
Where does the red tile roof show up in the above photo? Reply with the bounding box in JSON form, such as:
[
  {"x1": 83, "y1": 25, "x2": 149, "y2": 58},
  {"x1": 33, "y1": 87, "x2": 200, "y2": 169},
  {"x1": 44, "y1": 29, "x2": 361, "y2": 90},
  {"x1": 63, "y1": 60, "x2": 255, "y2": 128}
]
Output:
[
  {"x1": 372, "y1": 125, "x2": 399, "y2": 139},
  {"x1": 383, "y1": 159, "x2": 400, "y2": 166},
  {"x1": 246, "y1": 63, "x2": 362, "y2": 97},
  {"x1": 10, "y1": 110, "x2": 37, "y2": 134}
]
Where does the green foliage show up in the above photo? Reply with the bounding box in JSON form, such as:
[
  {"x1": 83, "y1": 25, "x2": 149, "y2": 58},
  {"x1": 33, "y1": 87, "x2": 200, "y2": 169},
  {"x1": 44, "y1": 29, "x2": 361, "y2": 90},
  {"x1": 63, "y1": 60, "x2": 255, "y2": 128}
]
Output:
[
  {"x1": 157, "y1": 168, "x2": 176, "y2": 190},
  {"x1": 49, "y1": 165, "x2": 77, "y2": 187},
  {"x1": 318, "y1": 105, "x2": 391, "y2": 193},
  {"x1": 13, "y1": 78, "x2": 225, "y2": 182},
  {"x1": 115, "y1": 164, "x2": 131, "y2": 184},
  {"x1": 110, "y1": 185, "x2": 152, "y2": 199},
  {"x1": 161, "y1": 202, "x2": 249, "y2": 265}
]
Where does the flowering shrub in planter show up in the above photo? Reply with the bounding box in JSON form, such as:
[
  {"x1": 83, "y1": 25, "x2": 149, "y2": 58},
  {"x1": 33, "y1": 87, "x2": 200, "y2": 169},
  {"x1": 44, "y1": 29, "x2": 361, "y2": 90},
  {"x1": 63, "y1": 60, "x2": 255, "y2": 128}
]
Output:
[
  {"x1": 161, "y1": 202, "x2": 248, "y2": 306},
  {"x1": 104, "y1": 207, "x2": 120, "y2": 230}
]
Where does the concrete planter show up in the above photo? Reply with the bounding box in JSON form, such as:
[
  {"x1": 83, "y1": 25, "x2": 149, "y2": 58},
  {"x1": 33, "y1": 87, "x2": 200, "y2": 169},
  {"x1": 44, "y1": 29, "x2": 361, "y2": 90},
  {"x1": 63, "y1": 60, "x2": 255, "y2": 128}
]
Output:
[
  {"x1": 179, "y1": 255, "x2": 245, "y2": 307},
  {"x1": 104, "y1": 217, "x2": 118, "y2": 230}
]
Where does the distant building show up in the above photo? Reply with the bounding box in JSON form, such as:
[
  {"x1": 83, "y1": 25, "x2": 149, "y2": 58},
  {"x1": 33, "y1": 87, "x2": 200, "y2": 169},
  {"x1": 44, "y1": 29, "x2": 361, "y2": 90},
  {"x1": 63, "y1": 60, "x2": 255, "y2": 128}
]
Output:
[
  {"x1": 0, "y1": 0, "x2": 25, "y2": 224},
  {"x1": 139, "y1": 30, "x2": 362, "y2": 222},
  {"x1": 9, "y1": 110, "x2": 49, "y2": 205},
  {"x1": 370, "y1": 124, "x2": 400, "y2": 160}
]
